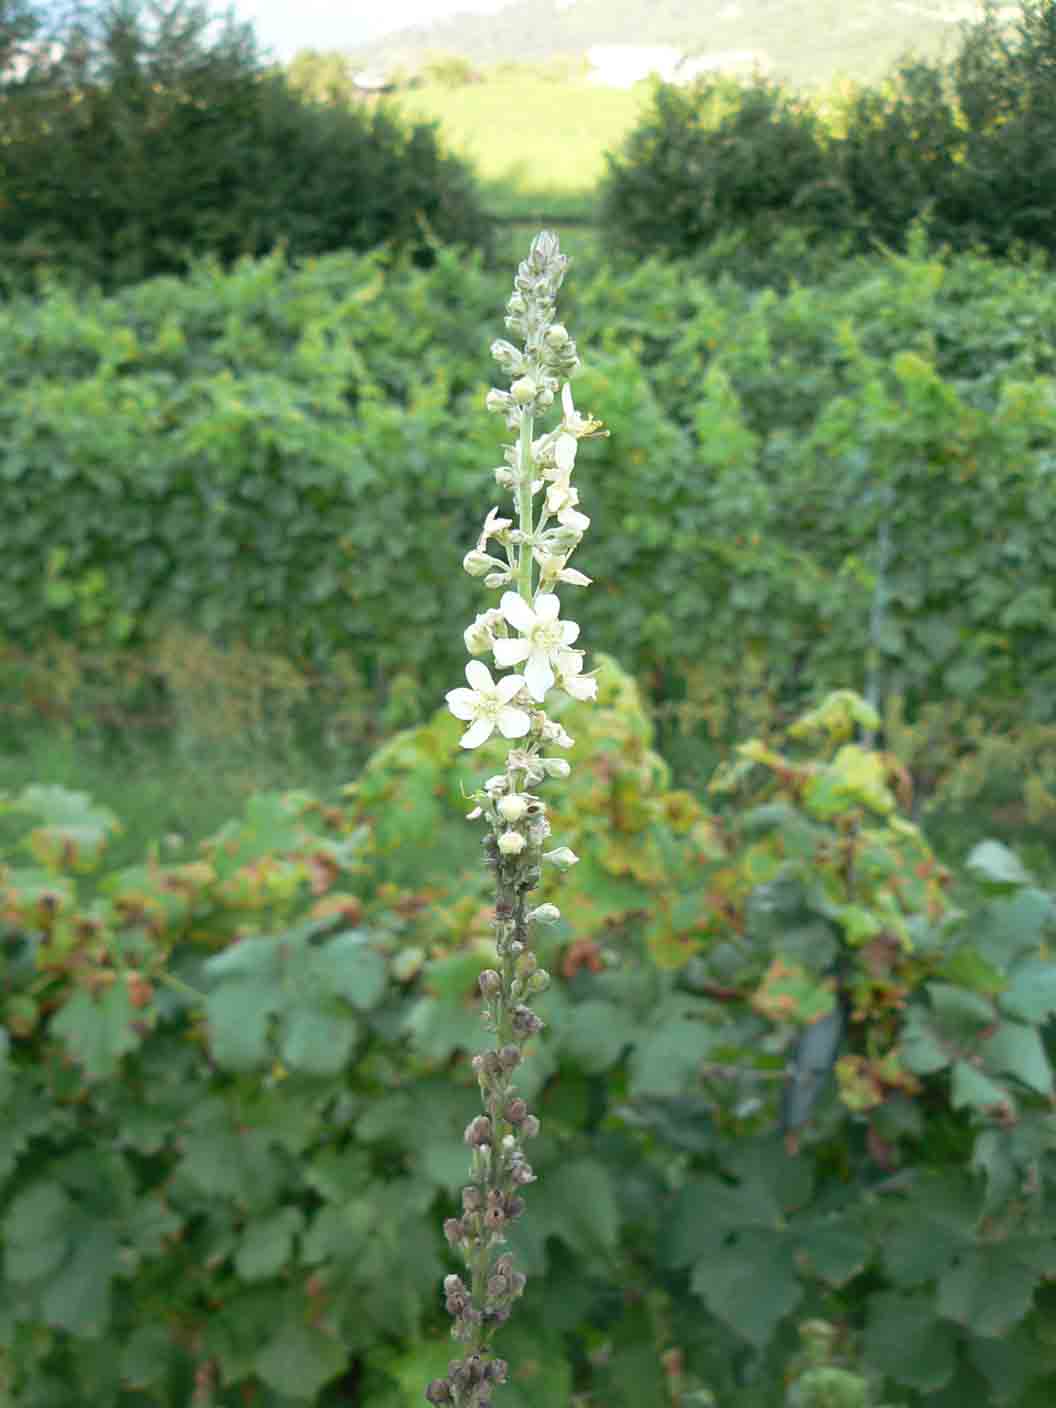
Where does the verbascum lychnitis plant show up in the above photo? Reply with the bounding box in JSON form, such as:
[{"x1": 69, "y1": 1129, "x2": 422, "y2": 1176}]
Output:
[{"x1": 425, "y1": 232, "x2": 605, "y2": 1406}]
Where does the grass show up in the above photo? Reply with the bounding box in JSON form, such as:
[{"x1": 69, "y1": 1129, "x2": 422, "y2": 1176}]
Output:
[{"x1": 389, "y1": 68, "x2": 654, "y2": 220}]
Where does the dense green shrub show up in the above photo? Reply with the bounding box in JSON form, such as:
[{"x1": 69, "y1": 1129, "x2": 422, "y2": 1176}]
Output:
[
  {"x1": 5, "y1": 676, "x2": 1056, "y2": 1403},
  {"x1": 599, "y1": 78, "x2": 839, "y2": 261},
  {"x1": 601, "y1": 0, "x2": 1056, "y2": 264},
  {"x1": 0, "y1": 0, "x2": 491, "y2": 291}
]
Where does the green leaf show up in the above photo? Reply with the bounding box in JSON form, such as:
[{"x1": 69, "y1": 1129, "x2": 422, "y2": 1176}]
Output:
[
  {"x1": 797, "y1": 1210, "x2": 871, "y2": 1286},
  {"x1": 901, "y1": 1005, "x2": 951, "y2": 1074},
  {"x1": 205, "y1": 978, "x2": 277, "y2": 1072},
  {"x1": 279, "y1": 1003, "x2": 357, "y2": 1076},
  {"x1": 235, "y1": 1208, "x2": 304, "y2": 1283},
  {"x1": 120, "y1": 1326, "x2": 176, "y2": 1389},
  {"x1": 969, "y1": 1329, "x2": 1035, "y2": 1405},
  {"x1": 863, "y1": 1291, "x2": 957, "y2": 1392},
  {"x1": 40, "y1": 1218, "x2": 116, "y2": 1338},
  {"x1": 1001, "y1": 957, "x2": 1056, "y2": 1023},
  {"x1": 952, "y1": 1060, "x2": 1011, "y2": 1113},
  {"x1": 557, "y1": 999, "x2": 634, "y2": 1073},
  {"x1": 619, "y1": 1093, "x2": 715, "y2": 1155},
  {"x1": 937, "y1": 1245, "x2": 1039, "y2": 1337},
  {"x1": 301, "y1": 1202, "x2": 374, "y2": 1267},
  {"x1": 966, "y1": 840, "x2": 1032, "y2": 889},
  {"x1": 51, "y1": 983, "x2": 139, "y2": 1080},
  {"x1": 628, "y1": 995, "x2": 715, "y2": 1096},
  {"x1": 255, "y1": 1319, "x2": 349, "y2": 1399},
  {"x1": 969, "y1": 889, "x2": 1056, "y2": 969},
  {"x1": 982, "y1": 1020, "x2": 1052, "y2": 1096},
  {"x1": 929, "y1": 983, "x2": 996, "y2": 1035},
  {"x1": 690, "y1": 1227, "x2": 801, "y2": 1349},
  {"x1": 880, "y1": 1171, "x2": 979, "y2": 1286},
  {"x1": 311, "y1": 931, "x2": 387, "y2": 1009},
  {"x1": 544, "y1": 1158, "x2": 620, "y2": 1256},
  {"x1": 2, "y1": 1182, "x2": 72, "y2": 1283},
  {"x1": 203, "y1": 934, "x2": 281, "y2": 983},
  {"x1": 903, "y1": 983, "x2": 996, "y2": 1077}
]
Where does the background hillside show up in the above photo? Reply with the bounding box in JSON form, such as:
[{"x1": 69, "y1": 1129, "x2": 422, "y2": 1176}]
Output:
[{"x1": 352, "y1": 0, "x2": 1009, "y2": 90}]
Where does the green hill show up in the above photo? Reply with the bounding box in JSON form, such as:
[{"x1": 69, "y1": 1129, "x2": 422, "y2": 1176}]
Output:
[{"x1": 354, "y1": 0, "x2": 1005, "y2": 90}]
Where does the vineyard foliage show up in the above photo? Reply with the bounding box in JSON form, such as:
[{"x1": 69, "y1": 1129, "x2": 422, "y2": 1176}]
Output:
[
  {"x1": 0, "y1": 235, "x2": 1054, "y2": 748},
  {"x1": 3, "y1": 669, "x2": 1056, "y2": 1403}
]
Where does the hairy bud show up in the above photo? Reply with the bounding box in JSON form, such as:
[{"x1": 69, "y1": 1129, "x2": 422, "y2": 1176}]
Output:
[{"x1": 464, "y1": 1116, "x2": 493, "y2": 1149}]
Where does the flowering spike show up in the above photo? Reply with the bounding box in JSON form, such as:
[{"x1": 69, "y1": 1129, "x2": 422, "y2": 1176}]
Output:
[{"x1": 431, "y1": 232, "x2": 604, "y2": 1407}]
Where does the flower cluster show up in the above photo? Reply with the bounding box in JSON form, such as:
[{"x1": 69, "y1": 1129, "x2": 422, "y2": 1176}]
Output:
[{"x1": 429, "y1": 232, "x2": 605, "y2": 1407}]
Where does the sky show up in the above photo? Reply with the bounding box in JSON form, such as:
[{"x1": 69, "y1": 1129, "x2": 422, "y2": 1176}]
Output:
[{"x1": 216, "y1": 0, "x2": 513, "y2": 61}]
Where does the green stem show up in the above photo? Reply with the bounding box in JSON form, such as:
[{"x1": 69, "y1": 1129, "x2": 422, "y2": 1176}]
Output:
[{"x1": 516, "y1": 411, "x2": 534, "y2": 602}]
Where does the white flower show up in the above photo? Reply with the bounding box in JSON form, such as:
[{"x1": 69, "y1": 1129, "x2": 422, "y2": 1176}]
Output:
[
  {"x1": 492, "y1": 591, "x2": 580, "y2": 702},
  {"x1": 555, "y1": 649, "x2": 598, "y2": 702},
  {"x1": 558, "y1": 503, "x2": 591, "y2": 534},
  {"x1": 464, "y1": 608, "x2": 504, "y2": 658},
  {"x1": 446, "y1": 661, "x2": 531, "y2": 749},
  {"x1": 477, "y1": 506, "x2": 512, "y2": 551},
  {"x1": 545, "y1": 477, "x2": 576, "y2": 517},
  {"x1": 561, "y1": 382, "x2": 603, "y2": 439},
  {"x1": 541, "y1": 720, "x2": 575, "y2": 749},
  {"x1": 559, "y1": 567, "x2": 592, "y2": 587},
  {"x1": 498, "y1": 830, "x2": 527, "y2": 856},
  {"x1": 541, "y1": 757, "x2": 571, "y2": 778},
  {"x1": 543, "y1": 846, "x2": 579, "y2": 870}
]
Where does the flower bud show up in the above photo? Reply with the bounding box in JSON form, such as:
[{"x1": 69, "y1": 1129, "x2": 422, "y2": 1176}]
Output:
[
  {"x1": 545, "y1": 323, "x2": 570, "y2": 348},
  {"x1": 444, "y1": 1274, "x2": 467, "y2": 1298},
  {"x1": 497, "y1": 794, "x2": 529, "y2": 823},
  {"x1": 485, "y1": 1358, "x2": 509, "y2": 1384},
  {"x1": 543, "y1": 846, "x2": 579, "y2": 870},
  {"x1": 462, "y1": 1186, "x2": 483, "y2": 1213},
  {"x1": 517, "y1": 950, "x2": 538, "y2": 977},
  {"x1": 527, "y1": 969, "x2": 551, "y2": 995},
  {"x1": 529, "y1": 902, "x2": 561, "y2": 924},
  {"x1": 521, "y1": 1114, "x2": 541, "y2": 1138},
  {"x1": 426, "y1": 1379, "x2": 453, "y2": 1404},
  {"x1": 485, "y1": 388, "x2": 512, "y2": 415},
  {"x1": 478, "y1": 969, "x2": 502, "y2": 999},
  {"x1": 497, "y1": 830, "x2": 526, "y2": 856},
  {"x1": 463, "y1": 549, "x2": 503, "y2": 577},
  {"x1": 511, "y1": 1161, "x2": 536, "y2": 1186},
  {"x1": 505, "y1": 1098, "x2": 528, "y2": 1124},
  {"x1": 541, "y1": 757, "x2": 571, "y2": 779},
  {"x1": 511, "y1": 376, "x2": 538, "y2": 405},
  {"x1": 511, "y1": 1005, "x2": 544, "y2": 1038},
  {"x1": 443, "y1": 1217, "x2": 464, "y2": 1246},
  {"x1": 490, "y1": 338, "x2": 525, "y2": 374},
  {"x1": 498, "y1": 1044, "x2": 521, "y2": 1071},
  {"x1": 464, "y1": 1115, "x2": 493, "y2": 1148},
  {"x1": 484, "y1": 571, "x2": 512, "y2": 588}
]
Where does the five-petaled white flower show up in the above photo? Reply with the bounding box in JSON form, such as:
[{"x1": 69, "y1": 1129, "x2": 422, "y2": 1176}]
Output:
[
  {"x1": 493, "y1": 591, "x2": 580, "y2": 702},
  {"x1": 446, "y1": 661, "x2": 531, "y2": 749},
  {"x1": 555, "y1": 649, "x2": 598, "y2": 701}
]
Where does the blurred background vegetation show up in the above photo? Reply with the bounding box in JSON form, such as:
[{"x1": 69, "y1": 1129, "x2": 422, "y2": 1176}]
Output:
[{"x1": 0, "y1": 0, "x2": 1054, "y2": 881}]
